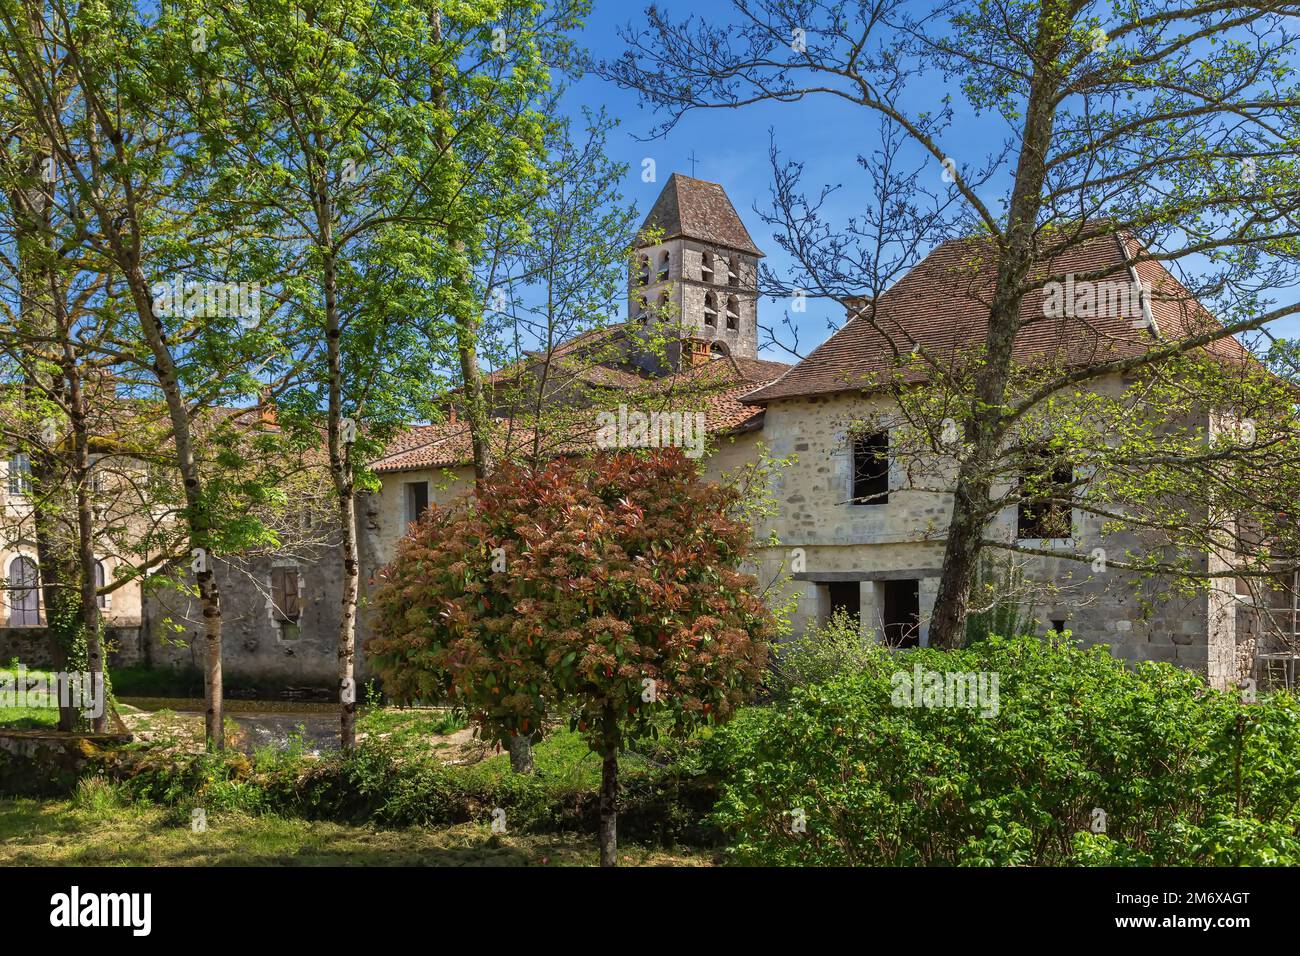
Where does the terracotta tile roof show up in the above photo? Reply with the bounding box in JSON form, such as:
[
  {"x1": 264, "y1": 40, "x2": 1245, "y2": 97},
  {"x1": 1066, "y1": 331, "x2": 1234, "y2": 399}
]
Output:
[
  {"x1": 744, "y1": 228, "x2": 1256, "y2": 404},
  {"x1": 640, "y1": 174, "x2": 765, "y2": 257},
  {"x1": 371, "y1": 350, "x2": 790, "y2": 473},
  {"x1": 370, "y1": 421, "x2": 474, "y2": 472}
]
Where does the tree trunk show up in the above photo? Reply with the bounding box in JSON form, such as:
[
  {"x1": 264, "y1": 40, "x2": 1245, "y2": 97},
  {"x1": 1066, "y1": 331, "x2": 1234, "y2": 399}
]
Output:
[
  {"x1": 926, "y1": 17, "x2": 1061, "y2": 649},
  {"x1": 64, "y1": 355, "x2": 105, "y2": 733},
  {"x1": 122, "y1": 259, "x2": 224, "y2": 750},
  {"x1": 8, "y1": 54, "x2": 81, "y2": 730},
  {"x1": 927, "y1": 461, "x2": 992, "y2": 649},
  {"x1": 320, "y1": 237, "x2": 360, "y2": 751},
  {"x1": 598, "y1": 732, "x2": 619, "y2": 867},
  {"x1": 508, "y1": 735, "x2": 534, "y2": 774}
]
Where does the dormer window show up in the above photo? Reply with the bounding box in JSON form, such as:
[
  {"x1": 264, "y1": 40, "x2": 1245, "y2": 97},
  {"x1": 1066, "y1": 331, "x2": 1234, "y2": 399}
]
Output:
[
  {"x1": 657, "y1": 250, "x2": 670, "y2": 282},
  {"x1": 725, "y1": 295, "x2": 739, "y2": 330},
  {"x1": 703, "y1": 291, "x2": 718, "y2": 327},
  {"x1": 701, "y1": 252, "x2": 714, "y2": 283}
]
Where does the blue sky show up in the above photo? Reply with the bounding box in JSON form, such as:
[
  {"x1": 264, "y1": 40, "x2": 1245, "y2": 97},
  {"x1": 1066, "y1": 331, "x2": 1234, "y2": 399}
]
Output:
[
  {"x1": 562, "y1": 4, "x2": 891, "y2": 360},
  {"x1": 559, "y1": 2, "x2": 1300, "y2": 360}
]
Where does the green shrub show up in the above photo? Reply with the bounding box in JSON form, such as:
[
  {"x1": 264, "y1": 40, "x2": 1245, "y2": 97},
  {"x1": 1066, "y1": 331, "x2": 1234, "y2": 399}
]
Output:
[
  {"x1": 708, "y1": 635, "x2": 1300, "y2": 865},
  {"x1": 770, "y1": 610, "x2": 886, "y2": 697},
  {"x1": 89, "y1": 728, "x2": 720, "y2": 847}
]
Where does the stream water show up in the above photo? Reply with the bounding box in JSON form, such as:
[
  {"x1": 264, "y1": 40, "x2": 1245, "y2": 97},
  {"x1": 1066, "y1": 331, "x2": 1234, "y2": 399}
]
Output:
[{"x1": 121, "y1": 698, "x2": 343, "y2": 755}]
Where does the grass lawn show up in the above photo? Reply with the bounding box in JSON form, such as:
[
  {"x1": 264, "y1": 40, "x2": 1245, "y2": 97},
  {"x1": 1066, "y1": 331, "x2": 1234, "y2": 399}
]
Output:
[
  {"x1": 0, "y1": 797, "x2": 712, "y2": 866},
  {"x1": 0, "y1": 668, "x2": 59, "y2": 729}
]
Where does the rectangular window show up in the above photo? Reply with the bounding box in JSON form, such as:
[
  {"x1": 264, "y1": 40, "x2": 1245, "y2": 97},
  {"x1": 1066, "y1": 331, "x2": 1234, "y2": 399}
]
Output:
[
  {"x1": 406, "y1": 481, "x2": 430, "y2": 526},
  {"x1": 7, "y1": 452, "x2": 31, "y2": 497},
  {"x1": 851, "y1": 432, "x2": 889, "y2": 505},
  {"x1": 270, "y1": 567, "x2": 301, "y2": 622},
  {"x1": 1017, "y1": 454, "x2": 1073, "y2": 539}
]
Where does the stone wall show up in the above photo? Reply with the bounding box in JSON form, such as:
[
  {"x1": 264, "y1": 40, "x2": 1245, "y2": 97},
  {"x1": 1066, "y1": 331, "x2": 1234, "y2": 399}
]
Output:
[
  {"x1": 0, "y1": 626, "x2": 144, "y2": 671},
  {"x1": 752, "y1": 384, "x2": 1243, "y2": 688},
  {"x1": 143, "y1": 547, "x2": 346, "y2": 689}
]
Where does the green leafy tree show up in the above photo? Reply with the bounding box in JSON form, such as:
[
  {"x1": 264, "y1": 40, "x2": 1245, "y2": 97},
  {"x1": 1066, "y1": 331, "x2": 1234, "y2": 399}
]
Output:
[
  {"x1": 0, "y1": 0, "x2": 303, "y2": 748},
  {"x1": 369, "y1": 449, "x2": 774, "y2": 865}
]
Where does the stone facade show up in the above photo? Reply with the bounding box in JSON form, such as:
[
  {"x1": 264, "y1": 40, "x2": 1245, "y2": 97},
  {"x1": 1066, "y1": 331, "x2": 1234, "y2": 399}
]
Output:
[
  {"x1": 749, "y1": 386, "x2": 1247, "y2": 689},
  {"x1": 631, "y1": 238, "x2": 761, "y2": 368}
]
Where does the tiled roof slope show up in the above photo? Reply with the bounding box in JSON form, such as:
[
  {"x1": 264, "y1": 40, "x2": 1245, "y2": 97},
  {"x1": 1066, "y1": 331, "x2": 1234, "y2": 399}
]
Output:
[
  {"x1": 744, "y1": 229, "x2": 1255, "y2": 404},
  {"x1": 640, "y1": 174, "x2": 765, "y2": 257},
  {"x1": 371, "y1": 351, "x2": 790, "y2": 473}
]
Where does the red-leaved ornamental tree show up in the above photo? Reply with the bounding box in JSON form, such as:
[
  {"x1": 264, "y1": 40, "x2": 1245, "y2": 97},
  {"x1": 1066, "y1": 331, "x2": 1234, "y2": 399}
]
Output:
[{"x1": 368, "y1": 448, "x2": 774, "y2": 865}]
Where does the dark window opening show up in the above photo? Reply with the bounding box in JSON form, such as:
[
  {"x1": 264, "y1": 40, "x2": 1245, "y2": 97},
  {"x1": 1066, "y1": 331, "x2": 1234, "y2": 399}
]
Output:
[
  {"x1": 725, "y1": 295, "x2": 739, "y2": 330},
  {"x1": 827, "y1": 582, "x2": 860, "y2": 624},
  {"x1": 852, "y1": 431, "x2": 889, "y2": 505},
  {"x1": 406, "y1": 481, "x2": 430, "y2": 526},
  {"x1": 1050, "y1": 618, "x2": 1067, "y2": 634},
  {"x1": 881, "y1": 579, "x2": 920, "y2": 648},
  {"x1": 703, "y1": 291, "x2": 717, "y2": 327},
  {"x1": 271, "y1": 567, "x2": 301, "y2": 622},
  {"x1": 657, "y1": 250, "x2": 670, "y2": 282},
  {"x1": 1017, "y1": 455, "x2": 1073, "y2": 539}
]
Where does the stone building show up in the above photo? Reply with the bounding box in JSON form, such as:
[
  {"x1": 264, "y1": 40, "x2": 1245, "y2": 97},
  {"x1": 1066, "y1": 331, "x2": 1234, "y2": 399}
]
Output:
[
  {"x1": 118, "y1": 175, "x2": 1279, "y2": 692},
  {"x1": 742, "y1": 229, "x2": 1266, "y2": 689}
]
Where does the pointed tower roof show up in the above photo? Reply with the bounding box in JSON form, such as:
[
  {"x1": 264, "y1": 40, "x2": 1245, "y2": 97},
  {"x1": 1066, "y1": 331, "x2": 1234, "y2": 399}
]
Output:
[{"x1": 639, "y1": 173, "x2": 765, "y2": 257}]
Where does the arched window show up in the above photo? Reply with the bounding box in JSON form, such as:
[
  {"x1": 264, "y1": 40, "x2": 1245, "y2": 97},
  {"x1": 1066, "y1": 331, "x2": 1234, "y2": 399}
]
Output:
[
  {"x1": 701, "y1": 252, "x2": 714, "y2": 282},
  {"x1": 656, "y1": 290, "x2": 670, "y2": 321},
  {"x1": 727, "y1": 258, "x2": 739, "y2": 288},
  {"x1": 726, "y1": 295, "x2": 740, "y2": 330},
  {"x1": 703, "y1": 292, "x2": 718, "y2": 327},
  {"x1": 637, "y1": 255, "x2": 650, "y2": 287},
  {"x1": 94, "y1": 559, "x2": 107, "y2": 610},
  {"x1": 8, "y1": 555, "x2": 39, "y2": 626},
  {"x1": 634, "y1": 293, "x2": 648, "y2": 322},
  {"x1": 709, "y1": 341, "x2": 729, "y2": 360},
  {"x1": 657, "y1": 250, "x2": 670, "y2": 282}
]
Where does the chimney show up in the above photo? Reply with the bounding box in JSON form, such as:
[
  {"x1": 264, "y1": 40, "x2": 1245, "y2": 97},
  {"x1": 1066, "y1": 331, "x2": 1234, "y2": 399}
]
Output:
[{"x1": 686, "y1": 338, "x2": 711, "y2": 368}]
